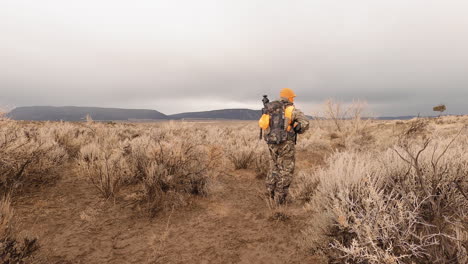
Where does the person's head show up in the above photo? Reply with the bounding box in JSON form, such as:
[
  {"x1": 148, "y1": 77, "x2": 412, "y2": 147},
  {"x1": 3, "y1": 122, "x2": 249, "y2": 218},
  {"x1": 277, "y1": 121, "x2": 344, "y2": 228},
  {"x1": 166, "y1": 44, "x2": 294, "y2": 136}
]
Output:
[{"x1": 280, "y1": 88, "x2": 296, "y2": 103}]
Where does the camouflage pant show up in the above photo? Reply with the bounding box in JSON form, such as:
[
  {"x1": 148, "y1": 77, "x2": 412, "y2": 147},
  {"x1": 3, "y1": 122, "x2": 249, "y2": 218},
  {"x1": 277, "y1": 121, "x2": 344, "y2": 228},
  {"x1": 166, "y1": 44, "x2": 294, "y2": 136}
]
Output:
[{"x1": 266, "y1": 140, "x2": 295, "y2": 203}]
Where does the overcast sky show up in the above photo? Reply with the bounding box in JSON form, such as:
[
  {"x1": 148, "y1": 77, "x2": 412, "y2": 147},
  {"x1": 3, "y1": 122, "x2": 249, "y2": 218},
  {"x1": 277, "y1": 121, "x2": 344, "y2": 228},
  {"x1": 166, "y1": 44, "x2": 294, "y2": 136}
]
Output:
[{"x1": 1, "y1": 0, "x2": 467, "y2": 116}]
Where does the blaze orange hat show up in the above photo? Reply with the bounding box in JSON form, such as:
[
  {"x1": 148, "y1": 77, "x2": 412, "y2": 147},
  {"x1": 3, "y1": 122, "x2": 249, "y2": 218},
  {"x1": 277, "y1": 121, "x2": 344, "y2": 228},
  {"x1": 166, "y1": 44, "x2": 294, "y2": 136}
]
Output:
[{"x1": 280, "y1": 88, "x2": 296, "y2": 99}]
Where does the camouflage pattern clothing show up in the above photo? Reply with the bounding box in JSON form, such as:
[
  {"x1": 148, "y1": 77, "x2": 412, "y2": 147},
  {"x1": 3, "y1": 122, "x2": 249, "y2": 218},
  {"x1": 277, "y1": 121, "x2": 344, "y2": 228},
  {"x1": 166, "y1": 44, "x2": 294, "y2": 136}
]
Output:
[{"x1": 266, "y1": 98, "x2": 309, "y2": 204}]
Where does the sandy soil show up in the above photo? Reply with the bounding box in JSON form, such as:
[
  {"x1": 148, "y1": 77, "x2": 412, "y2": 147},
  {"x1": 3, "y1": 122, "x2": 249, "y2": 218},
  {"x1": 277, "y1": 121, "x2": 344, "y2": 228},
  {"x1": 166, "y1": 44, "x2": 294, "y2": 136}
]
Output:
[
  {"x1": 14, "y1": 155, "x2": 324, "y2": 264},
  {"x1": 9, "y1": 116, "x2": 468, "y2": 263}
]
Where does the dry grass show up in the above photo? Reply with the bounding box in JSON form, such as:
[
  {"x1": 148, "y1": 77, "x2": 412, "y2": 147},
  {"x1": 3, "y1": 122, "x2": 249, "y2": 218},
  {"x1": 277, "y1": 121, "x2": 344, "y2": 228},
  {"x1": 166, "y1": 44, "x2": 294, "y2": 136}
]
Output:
[
  {"x1": 0, "y1": 120, "x2": 68, "y2": 196},
  {"x1": 253, "y1": 147, "x2": 269, "y2": 179},
  {"x1": 290, "y1": 169, "x2": 320, "y2": 203},
  {"x1": 1, "y1": 111, "x2": 467, "y2": 263},
  {"x1": 299, "y1": 118, "x2": 468, "y2": 263},
  {"x1": 0, "y1": 196, "x2": 13, "y2": 239},
  {"x1": 0, "y1": 196, "x2": 38, "y2": 263},
  {"x1": 74, "y1": 122, "x2": 225, "y2": 216},
  {"x1": 225, "y1": 133, "x2": 258, "y2": 169}
]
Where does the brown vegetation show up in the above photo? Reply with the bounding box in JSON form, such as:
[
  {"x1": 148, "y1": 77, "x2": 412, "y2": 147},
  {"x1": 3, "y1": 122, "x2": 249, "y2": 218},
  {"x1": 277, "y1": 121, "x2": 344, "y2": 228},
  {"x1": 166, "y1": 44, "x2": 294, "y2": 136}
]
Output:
[
  {"x1": 1, "y1": 112, "x2": 467, "y2": 263},
  {"x1": 299, "y1": 117, "x2": 468, "y2": 263},
  {"x1": 0, "y1": 121, "x2": 68, "y2": 196}
]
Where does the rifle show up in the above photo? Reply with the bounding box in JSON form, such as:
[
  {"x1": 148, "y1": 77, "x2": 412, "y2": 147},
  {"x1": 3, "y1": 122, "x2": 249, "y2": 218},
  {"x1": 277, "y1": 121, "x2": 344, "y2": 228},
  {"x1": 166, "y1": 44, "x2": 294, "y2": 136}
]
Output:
[{"x1": 259, "y1": 95, "x2": 269, "y2": 140}]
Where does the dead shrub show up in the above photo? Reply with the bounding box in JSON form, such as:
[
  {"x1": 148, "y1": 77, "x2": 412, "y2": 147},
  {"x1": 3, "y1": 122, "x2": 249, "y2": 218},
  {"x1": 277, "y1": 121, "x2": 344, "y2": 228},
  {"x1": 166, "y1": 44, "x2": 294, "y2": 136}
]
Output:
[
  {"x1": 329, "y1": 132, "x2": 339, "y2": 139},
  {"x1": 346, "y1": 130, "x2": 375, "y2": 151},
  {"x1": 52, "y1": 123, "x2": 89, "y2": 158},
  {"x1": 253, "y1": 148, "x2": 269, "y2": 179},
  {"x1": 0, "y1": 196, "x2": 38, "y2": 263},
  {"x1": 0, "y1": 121, "x2": 68, "y2": 196},
  {"x1": 78, "y1": 143, "x2": 130, "y2": 199},
  {"x1": 295, "y1": 125, "x2": 333, "y2": 154},
  {"x1": 0, "y1": 197, "x2": 13, "y2": 240},
  {"x1": 317, "y1": 99, "x2": 373, "y2": 151},
  {"x1": 0, "y1": 111, "x2": 7, "y2": 121},
  {"x1": 128, "y1": 135, "x2": 221, "y2": 217},
  {"x1": 0, "y1": 237, "x2": 39, "y2": 263},
  {"x1": 303, "y1": 124, "x2": 468, "y2": 263},
  {"x1": 290, "y1": 170, "x2": 320, "y2": 204},
  {"x1": 75, "y1": 123, "x2": 222, "y2": 216},
  {"x1": 225, "y1": 136, "x2": 258, "y2": 169},
  {"x1": 322, "y1": 99, "x2": 371, "y2": 134}
]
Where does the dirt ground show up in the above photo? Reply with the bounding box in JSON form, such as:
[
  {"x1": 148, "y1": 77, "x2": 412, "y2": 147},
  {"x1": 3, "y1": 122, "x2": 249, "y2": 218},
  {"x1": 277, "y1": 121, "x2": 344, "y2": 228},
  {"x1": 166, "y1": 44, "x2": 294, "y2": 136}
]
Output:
[
  {"x1": 13, "y1": 151, "x2": 324, "y2": 264},
  {"x1": 8, "y1": 116, "x2": 468, "y2": 263}
]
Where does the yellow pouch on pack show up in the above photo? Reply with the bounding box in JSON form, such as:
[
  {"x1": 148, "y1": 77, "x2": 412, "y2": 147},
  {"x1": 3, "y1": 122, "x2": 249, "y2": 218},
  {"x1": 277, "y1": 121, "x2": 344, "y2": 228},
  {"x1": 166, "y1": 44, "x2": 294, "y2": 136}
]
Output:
[
  {"x1": 285, "y1": 105, "x2": 294, "y2": 131},
  {"x1": 258, "y1": 114, "x2": 270, "y2": 129}
]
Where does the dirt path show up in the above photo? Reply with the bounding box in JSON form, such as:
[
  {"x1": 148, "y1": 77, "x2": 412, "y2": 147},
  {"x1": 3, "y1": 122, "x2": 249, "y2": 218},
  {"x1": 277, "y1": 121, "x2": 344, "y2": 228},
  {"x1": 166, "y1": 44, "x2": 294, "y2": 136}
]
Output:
[{"x1": 14, "y1": 166, "x2": 322, "y2": 263}]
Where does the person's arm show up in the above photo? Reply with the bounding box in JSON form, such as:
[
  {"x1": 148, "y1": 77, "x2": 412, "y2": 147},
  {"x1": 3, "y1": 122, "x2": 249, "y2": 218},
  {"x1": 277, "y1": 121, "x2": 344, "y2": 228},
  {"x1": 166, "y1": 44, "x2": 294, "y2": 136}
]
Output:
[{"x1": 292, "y1": 108, "x2": 309, "y2": 134}]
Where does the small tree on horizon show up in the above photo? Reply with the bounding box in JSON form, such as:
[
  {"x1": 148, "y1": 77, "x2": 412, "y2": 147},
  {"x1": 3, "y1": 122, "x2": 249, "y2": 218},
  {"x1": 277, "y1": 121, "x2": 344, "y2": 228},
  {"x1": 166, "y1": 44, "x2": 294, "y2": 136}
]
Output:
[{"x1": 433, "y1": 104, "x2": 446, "y2": 117}]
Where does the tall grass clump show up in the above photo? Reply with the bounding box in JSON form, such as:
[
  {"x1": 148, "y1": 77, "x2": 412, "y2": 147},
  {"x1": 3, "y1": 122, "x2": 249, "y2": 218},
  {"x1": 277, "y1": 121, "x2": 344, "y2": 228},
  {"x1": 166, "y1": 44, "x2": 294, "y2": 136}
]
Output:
[
  {"x1": 225, "y1": 133, "x2": 258, "y2": 169},
  {"x1": 76, "y1": 125, "x2": 132, "y2": 199},
  {"x1": 78, "y1": 143, "x2": 130, "y2": 199},
  {"x1": 52, "y1": 122, "x2": 93, "y2": 159},
  {"x1": 0, "y1": 196, "x2": 38, "y2": 263},
  {"x1": 302, "y1": 121, "x2": 468, "y2": 264},
  {"x1": 0, "y1": 196, "x2": 13, "y2": 240},
  {"x1": 128, "y1": 135, "x2": 221, "y2": 216},
  {"x1": 253, "y1": 146, "x2": 270, "y2": 179},
  {"x1": 315, "y1": 99, "x2": 374, "y2": 151},
  {"x1": 76, "y1": 122, "x2": 222, "y2": 216},
  {"x1": 322, "y1": 99, "x2": 371, "y2": 134},
  {"x1": 0, "y1": 111, "x2": 7, "y2": 121},
  {"x1": 290, "y1": 169, "x2": 320, "y2": 203},
  {"x1": 0, "y1": 121, "x2": 68, "y2": 196}
]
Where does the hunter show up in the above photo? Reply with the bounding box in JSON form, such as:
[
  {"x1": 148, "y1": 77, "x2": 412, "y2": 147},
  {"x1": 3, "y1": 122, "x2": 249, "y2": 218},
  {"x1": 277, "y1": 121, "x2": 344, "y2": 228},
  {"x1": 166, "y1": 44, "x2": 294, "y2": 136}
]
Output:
[{"x1": 259, "y1": 88, "x2": 309, "y2": 204}]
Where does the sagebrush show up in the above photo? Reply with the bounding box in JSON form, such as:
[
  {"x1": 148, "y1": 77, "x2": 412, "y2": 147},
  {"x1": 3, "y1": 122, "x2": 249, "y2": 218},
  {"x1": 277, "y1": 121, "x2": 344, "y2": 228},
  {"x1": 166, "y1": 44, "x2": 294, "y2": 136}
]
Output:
[{"x1": 300, "y1": 120, "x2": 468, "y2": 264}]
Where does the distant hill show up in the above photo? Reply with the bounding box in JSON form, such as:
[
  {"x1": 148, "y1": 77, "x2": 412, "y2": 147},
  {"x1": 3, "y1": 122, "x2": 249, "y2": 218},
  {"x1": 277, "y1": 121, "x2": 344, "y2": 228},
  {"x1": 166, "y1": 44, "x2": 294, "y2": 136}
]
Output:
[
  {"x1": 169, "y1": 109, "x2": 261, "y2": 120},
  {"x1": 8, "y1": 106, "x2": 168, "y2": 121},
  {"x1": 7, "y1": 106, "x2": 420, "y2": 121},
  {"x1": 376, "y1": 116, "x2": 418, "y2": 120},
  {"x1": 8, "y1": 106, "x2": 265, "y2": 121}
]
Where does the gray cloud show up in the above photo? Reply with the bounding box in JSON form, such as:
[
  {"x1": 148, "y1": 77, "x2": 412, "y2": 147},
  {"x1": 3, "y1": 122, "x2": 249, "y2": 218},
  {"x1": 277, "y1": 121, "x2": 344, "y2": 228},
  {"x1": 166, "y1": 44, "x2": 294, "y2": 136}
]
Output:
[{"x1": 1, "y1": 0, "x2": 467, "y2": 116}]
